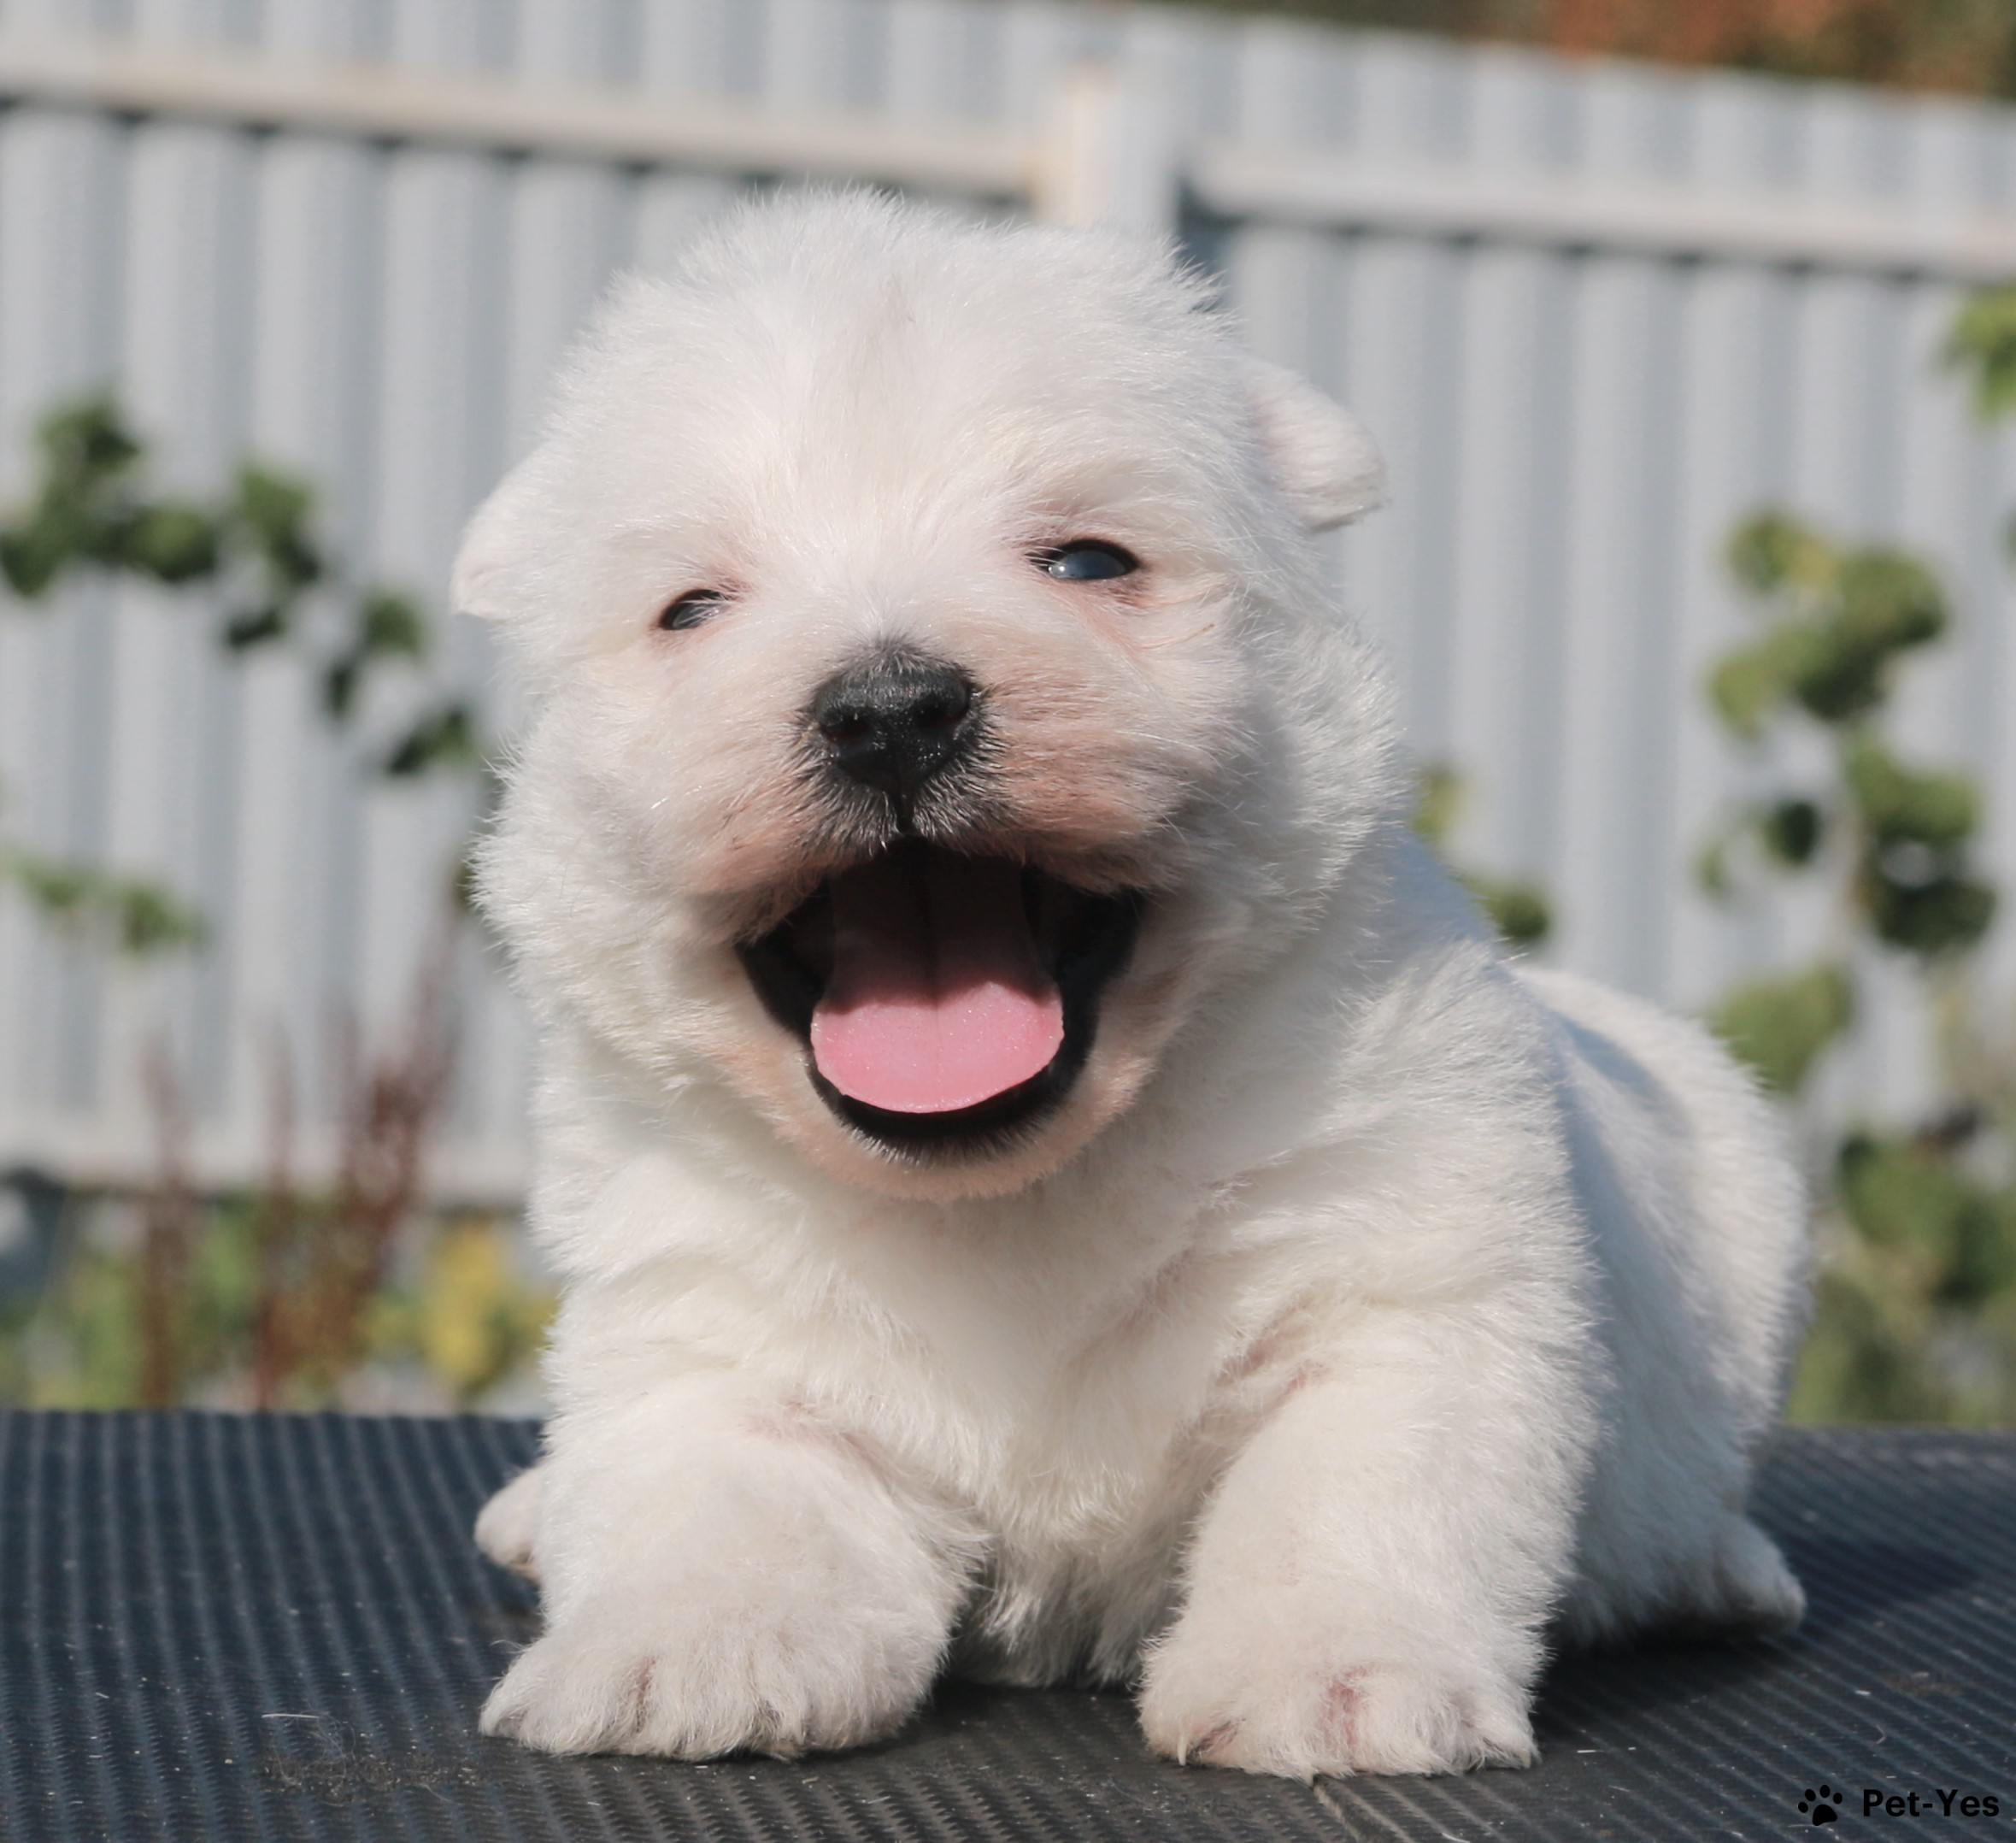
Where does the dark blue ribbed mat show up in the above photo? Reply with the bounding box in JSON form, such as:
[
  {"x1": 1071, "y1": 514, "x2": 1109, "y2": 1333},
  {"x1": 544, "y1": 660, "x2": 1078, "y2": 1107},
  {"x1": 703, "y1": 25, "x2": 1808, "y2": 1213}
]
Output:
[{"x1": 0, "y1": 1414, "x2": 2008, "y2": 1840}]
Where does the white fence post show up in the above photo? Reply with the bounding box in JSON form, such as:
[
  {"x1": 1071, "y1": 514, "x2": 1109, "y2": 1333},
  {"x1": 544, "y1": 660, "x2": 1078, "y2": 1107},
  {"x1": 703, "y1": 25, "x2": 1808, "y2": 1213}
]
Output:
[{"x1": 1030, "y1": 56, "x2": 1182, "y2": 237}]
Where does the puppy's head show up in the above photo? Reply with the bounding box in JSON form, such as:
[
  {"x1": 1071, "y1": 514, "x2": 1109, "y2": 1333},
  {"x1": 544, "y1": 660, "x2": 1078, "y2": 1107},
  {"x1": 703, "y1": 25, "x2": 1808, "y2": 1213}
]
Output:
[{"x1": 460, "y1": 193, "x2": 1402, "y2": 1200}]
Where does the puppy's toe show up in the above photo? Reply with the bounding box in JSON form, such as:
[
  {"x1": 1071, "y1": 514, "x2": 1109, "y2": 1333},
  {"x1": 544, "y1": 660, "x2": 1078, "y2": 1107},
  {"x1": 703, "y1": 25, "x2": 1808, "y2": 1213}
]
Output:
[
  {"x1": 1656, "y1": 1516, "x2": 1807, "y2": 1638},
  {"x1": 1563, "y1": 1514, "x2": 1807, "y2": 1645},
  {"x1": 474, "y1": 1465, "x2": 544, "y2": 1582},
  {"x1": 1140, "y1": 1616, "x2": 1536, "y2": 1779},
  {"x1": 1704, "y1": 1516, "x2": 1805, "y2": 1634},
  {"x1": 480, "y1": 1593, "x2": 935, "y2": 1759},
  {"x1": 480, "y1": 1627, "x2": 655, "y2": 1755}
]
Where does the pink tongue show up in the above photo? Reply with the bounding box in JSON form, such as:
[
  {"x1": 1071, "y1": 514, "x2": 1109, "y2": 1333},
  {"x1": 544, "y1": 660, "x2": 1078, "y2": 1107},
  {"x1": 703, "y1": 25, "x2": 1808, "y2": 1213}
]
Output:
[{"x1": 811, "y1": 852, "x2": 1063, "y2": 1115}]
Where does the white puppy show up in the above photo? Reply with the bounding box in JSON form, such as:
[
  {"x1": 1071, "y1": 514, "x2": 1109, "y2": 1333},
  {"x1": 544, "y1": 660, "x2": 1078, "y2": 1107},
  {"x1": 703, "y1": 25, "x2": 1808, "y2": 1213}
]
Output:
[{"x1": 457, "y1": 191, "x2": 1807, "y2": 1779}]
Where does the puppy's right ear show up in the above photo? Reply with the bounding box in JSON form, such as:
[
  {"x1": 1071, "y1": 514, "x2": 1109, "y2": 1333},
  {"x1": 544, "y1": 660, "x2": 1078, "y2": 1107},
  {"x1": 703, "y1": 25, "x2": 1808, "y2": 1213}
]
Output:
[
  {"x1": 1244, "y1": 360, "x2": 1386, "y2": 533},
  {"x1": 451, "y1": 459, "x2": 545, "y2": 622}
]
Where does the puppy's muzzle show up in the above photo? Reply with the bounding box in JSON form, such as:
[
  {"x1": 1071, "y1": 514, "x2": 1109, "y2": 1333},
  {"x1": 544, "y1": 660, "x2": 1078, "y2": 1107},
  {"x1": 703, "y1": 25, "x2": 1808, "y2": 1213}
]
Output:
[{"x1": 810, "y1": 650, "x2": 977, "y2": 803}]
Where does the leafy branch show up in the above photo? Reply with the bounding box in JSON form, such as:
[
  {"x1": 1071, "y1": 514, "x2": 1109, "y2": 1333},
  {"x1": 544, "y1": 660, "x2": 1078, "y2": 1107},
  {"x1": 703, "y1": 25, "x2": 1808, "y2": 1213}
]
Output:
[
  {"x1": 0, "y1": 397, "x2": 484, "y2": 952},
  {"x1": 1702, "y1": 513, "x2": 1995, "y2": 1097},
  {"x1": 1944, "y1": 284, "x2": 2016, "y2": 421},
  {"x1": 1413, "y1": 764, "x2": 1553, "y2": 950},
  {"x1": 1702, "y1": 501, "x2": 2016, "y2": 1422},
  {"x1": 0, "y1": 835, "x2": 206, "y2": 957}
]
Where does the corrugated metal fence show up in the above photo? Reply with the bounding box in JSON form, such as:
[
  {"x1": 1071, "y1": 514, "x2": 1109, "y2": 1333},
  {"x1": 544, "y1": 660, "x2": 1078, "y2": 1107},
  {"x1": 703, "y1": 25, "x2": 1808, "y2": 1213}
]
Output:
[{"x1": 5, "y1": 0, "x2": 2016, "y2": 1201}]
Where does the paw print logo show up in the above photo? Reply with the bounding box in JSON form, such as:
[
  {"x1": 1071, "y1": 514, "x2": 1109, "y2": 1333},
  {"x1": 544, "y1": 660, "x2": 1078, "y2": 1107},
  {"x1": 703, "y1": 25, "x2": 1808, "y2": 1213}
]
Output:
[{"x1": 1798, "y1": 1785, "x2": 1844, "y2": 1825}]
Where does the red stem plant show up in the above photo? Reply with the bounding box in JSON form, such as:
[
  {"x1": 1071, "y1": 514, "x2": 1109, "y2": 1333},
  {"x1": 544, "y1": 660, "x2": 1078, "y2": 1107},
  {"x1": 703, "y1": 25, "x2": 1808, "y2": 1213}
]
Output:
[
  {"x1": 251, "y1": 923, "x2": 459, "y2": 1404},
  {"x1": 135, "y1": 1042, "x2": 200, "y2": 1409}
]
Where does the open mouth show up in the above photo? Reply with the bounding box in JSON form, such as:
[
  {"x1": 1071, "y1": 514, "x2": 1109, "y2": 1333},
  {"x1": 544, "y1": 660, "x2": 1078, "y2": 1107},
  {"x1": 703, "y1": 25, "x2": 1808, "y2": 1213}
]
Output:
[{"x1": 737, "y1": 843, "x2": 1142, "y2": 1154}]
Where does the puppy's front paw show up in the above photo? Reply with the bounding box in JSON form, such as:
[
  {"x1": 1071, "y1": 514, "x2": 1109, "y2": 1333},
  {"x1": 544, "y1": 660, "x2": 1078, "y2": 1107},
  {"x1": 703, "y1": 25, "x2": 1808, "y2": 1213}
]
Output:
[
  {"x1": 481, "y1": 1579, "x2": 944, "y2": 1759},
  {"x1": 1139, "y1": 1610, "x2": 1537, "y2": 1779}
]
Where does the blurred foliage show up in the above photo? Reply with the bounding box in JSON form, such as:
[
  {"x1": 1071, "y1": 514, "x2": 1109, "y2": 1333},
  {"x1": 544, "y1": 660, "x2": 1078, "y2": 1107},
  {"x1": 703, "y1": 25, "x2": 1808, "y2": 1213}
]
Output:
[
  {"x1": 0, "y1": 827, "x2": 205, "y2": 956},
  {"x1": 0, "y1": 941, "x2": 545, "y2": 1411},
  {"x1": 408, "y1": 1221, "x2": 556, "y2": 1404},
  {"x1": 1945, "y1": 286, "x2": 2016, "y2": 423},
  {"x1": 0, "y1": 397, "x2": 524, "y2": 1416},
  {"x1": 1711, "y1": 962, "x2": 1855, "y2": 1098},
  {"x1": 1702, "y1": 515, "x2": 1995, "y2": 972},
  {"x1": 1108, "y1": 0, "x2": 2016, "y2": 98},
  {"x1": 1702, "y1": 499, "x2": 2016, "y2": 1423},
  {"x1": 1711, "y1": 521, "x2": 1947, "y2": 736},
  {"x1": 1413, "y1": 764, "x2": 1554, "y2": 949},
  {"x1": 0, "y1": 1200, "x2": 551, "y2": 1413},
  {"x1": 0, "y1": 397, "x2": 483, "y2": 955}
]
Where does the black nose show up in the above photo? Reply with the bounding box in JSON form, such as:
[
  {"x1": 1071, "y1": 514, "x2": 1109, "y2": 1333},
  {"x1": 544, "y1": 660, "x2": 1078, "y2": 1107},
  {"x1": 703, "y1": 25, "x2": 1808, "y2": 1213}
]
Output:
[{"x1": 810, "y1": 651, "x2": 977, "y2": 800}]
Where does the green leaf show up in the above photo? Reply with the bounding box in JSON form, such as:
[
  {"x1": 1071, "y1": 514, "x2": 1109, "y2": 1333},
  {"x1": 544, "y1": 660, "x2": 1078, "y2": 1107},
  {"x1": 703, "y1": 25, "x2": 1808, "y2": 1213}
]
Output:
[
  {"x1": 9, "y1": 856, "x2": 92, "y2": 916},
  {"x1": 1944, "y1": 285, "x2": 2016, "y2": 420},
  {"x1": 114, "y1": 881, "x2": 206, "y2": 956},
  {"x1": 222, "y1": 604, "x2": 289, "y2": 650},
  {"x1": 1784, "y1": 1266, "x2": 1945, "y2": 1424},
  {"x1": 1844, "y1": 735, "x2": 1978, "y2": 849},
  {"x1": 1708, "y1": 639, "x2": 1789, "y2": 739},
  {"x1": 38, "y1": 397, "x2": 141, "y2": 488},
  {"x1": 0, "y1": 521, "x2": 73, "y2": 598},
  {"x1": 384, "y1": 703, "x2": 479, "y2": 778},
  {"x1": 1837, "y1": 1131, "x2": 2016, "y2": 1307},
  {"x1": 321, "y1": 593, "x2": 430, "y2": 720},
  {"x1": 356, "y1": 590, "x2": 426, "y2": 662},
  {"x1": 2, "y1": 850, "x2": 204, "y2": 957},
  {"x1": 115, "y1": 503, "x2": 220, "y2": 584},
  {"x1": 1708, "y1": 962, "x2": 1854, "y2": 1094},
  {"x1": 1463, "y1": 874, "x2": 1551, "y2": 950},
  {"x1": 1714, "y1": 539, "x2": 1947, "y2": 732},
  {"x1": 1834, "y1": 549, "x2": 1945, "y2": 655},
  {"x1": 232, "y1": 464, "x2": 312, "y2": 544},
  {"x1": 322, "y1": 653, "x2": 361, "y2": 719},
  {"x1": 1411, "y1": 763, "x2": 1462, "y2": 848},
  {"x1": 1787, "y1": 630, "x2": 1889, "y2": 724},
  {"x1": 1696, "y1": 833, "x2": 1733, "y2": 900},
  {"x1": 233, "y1": 464, "x2": 321, "y2": 589},
  {"x1": 1863, "y1": 864, "x2": 1996, "y2": 957},
  {"x1": 1758, "y1": 797, "x2": 1825, "y2": 866},
  {"x1": 1727, "y1": 511, "x2": 1834, "y2": 599}
]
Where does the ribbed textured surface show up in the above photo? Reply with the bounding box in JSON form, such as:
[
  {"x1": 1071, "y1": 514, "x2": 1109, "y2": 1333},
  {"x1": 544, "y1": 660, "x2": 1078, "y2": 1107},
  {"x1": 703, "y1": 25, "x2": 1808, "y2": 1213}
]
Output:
[{"x1": 0, "y1": 1416, "x2": 2008, "y2": 1840}]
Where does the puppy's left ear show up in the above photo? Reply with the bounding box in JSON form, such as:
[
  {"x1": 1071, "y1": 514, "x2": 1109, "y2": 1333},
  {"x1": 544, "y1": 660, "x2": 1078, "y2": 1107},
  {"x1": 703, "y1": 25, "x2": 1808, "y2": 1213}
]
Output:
[
  {"x1": 451, "y1": 458, "x2": 547, "y2": 623},
  {"x1": 1244, "y1": 360, "x2": 1386, "y2": 532}
]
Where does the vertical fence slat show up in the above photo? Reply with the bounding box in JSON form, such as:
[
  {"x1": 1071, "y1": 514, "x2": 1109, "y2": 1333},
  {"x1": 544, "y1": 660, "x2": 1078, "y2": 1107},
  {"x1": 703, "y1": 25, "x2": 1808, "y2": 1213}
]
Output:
[
  {"x1": 1439, "y1": 48, "x2": 1572, "y2": 906},
  {"x1": 6, "y1": 6, "x2": 2016, "y2": 1195},
  {"x1": 1550, "y1": 67, "x2": 1689, "y2": 994},
  {"x1": 357, "y1": 0, "x2": 504, "y2": 1132},
  {"x1": 0, "y1": 103, "x2": 129, "y2": 1131},
  {"x1": 1666, "y1": 76, "x2": 1793, "y2": 1013}
]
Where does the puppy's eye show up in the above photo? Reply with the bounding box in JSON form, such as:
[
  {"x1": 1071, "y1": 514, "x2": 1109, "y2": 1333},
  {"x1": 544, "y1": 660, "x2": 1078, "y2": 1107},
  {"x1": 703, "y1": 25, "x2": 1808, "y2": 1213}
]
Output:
[
  {"x1": 1039, "y1": 541, "x2": 1138, "y2": 582},
  {"x1": 659, "y1": 589, "x2": 728, "y2": 632}
]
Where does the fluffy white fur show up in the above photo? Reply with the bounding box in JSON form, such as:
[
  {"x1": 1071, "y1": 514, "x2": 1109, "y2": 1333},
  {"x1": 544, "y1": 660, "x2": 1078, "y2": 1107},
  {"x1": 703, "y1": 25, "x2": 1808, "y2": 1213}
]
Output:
[{"x1": 457, "y1": 192, "x2": 1808, "y2": 1779}]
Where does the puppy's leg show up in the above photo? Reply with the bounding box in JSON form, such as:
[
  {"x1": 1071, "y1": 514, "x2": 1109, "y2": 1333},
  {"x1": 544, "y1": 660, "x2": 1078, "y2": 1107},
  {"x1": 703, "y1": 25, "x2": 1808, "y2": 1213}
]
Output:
[
  {"x1": 481, "y1": 1381, "x2": 971, "y2": 1758},
  {"x1": 1140, "y1": 1308, "x2": 1588, "y2": 1779}
]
